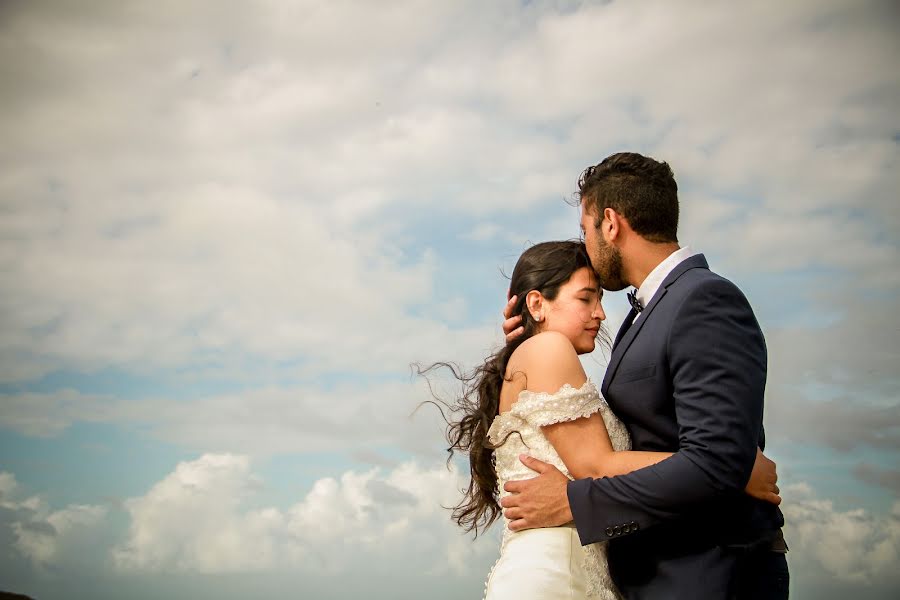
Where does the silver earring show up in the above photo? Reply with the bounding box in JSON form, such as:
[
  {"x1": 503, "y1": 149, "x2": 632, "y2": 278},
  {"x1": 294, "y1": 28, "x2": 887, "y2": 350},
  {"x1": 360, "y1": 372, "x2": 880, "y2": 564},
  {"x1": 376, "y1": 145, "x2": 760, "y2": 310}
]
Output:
[{"x1": 534, "y1": 313, "x2": 543, "y2": 322}]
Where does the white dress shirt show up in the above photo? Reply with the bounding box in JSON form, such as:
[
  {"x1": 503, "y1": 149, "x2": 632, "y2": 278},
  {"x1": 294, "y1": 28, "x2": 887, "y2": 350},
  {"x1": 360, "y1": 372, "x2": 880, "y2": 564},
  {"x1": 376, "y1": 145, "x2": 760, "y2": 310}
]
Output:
[{"x1": 632, "y1": 246, "x2": 698, "y2": 323}]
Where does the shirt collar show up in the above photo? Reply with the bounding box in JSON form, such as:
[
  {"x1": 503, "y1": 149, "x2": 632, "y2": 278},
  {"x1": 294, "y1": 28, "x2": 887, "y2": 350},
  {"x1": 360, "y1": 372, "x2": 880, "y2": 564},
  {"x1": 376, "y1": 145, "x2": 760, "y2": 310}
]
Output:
[{"x1": 635, "y1": 246, "x2": 698, "y2": 308}]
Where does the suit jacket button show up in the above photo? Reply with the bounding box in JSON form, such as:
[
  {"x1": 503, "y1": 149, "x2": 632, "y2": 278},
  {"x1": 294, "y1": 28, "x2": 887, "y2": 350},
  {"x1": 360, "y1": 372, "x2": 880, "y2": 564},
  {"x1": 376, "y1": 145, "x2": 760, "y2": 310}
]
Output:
[
  {"x1": 613, "y1": 525, "x2": 622, "y2": 536},
  {"x1": 631, "y1": 521, "x2": 639, "y2": 531},
  {"x1": 605, "y1": 527, "x2": 614, "y2": 537},
  {"x1": 622, "y1": 524, "x2": 631, "y2": 534}
]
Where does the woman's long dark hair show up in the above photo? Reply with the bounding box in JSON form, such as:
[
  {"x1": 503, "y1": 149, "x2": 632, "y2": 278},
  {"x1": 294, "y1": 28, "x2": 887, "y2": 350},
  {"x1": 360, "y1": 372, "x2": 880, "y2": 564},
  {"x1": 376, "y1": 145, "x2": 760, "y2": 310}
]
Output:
[{"x1": 417, "y1": 241, "x2": 598, "y2": 536}]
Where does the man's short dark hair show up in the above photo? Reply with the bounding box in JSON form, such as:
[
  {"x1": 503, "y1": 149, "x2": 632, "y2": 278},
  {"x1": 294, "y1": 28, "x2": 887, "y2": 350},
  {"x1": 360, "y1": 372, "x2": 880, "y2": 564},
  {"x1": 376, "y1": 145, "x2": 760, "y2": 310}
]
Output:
[{"x1": 577, "y1": 152, "x2": 679, "y2": 243}]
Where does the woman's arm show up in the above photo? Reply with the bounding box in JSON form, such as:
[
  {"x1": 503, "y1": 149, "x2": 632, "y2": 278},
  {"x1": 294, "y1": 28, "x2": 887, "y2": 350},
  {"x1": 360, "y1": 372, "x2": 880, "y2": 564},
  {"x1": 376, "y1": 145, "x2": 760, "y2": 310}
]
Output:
[
  {"x1": 542, "y1": 414, "x2": 669, "y2": 479},
  {"x1": 544, "y1": 411, "x2": 779, "y2": 501}
]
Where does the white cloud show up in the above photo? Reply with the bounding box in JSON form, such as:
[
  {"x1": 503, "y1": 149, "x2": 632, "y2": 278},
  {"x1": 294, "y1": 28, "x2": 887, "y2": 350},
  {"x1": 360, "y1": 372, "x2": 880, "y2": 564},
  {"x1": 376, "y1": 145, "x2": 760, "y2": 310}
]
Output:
[
  {"x1": 1, "y1": 0, "x2": 896, "y2": 386},
  {"x1": 762, "y1": 293, "x2": 900, "y2": 454},
  {"x1": 0, "y1": 470, "x2": 17, "y2": 498},
  {"x1": 0, "y1": 375, "x2": 483, "y2": 459},
  {"x1": 0, "y1": 0, "x2": 515, "y2": 383},
  {"x1": 113, "y1": 454, "x2": 497, "y2": 576},
  {"x1": 112, "y1": 454, "x2": 277, "y2": 572},
  {"x1": 0, "y1": 180, "x2": 465, "y2": 380},
  {"x1": 782, "y1": 482, "x2": 900, "y2": 589},
  {"x1": 0, "y1": 471, "x2": 107, "y2": 568},
  {"x1": 14, "y1": 504, "x2": 108, "y2": 566},
  {"x1": 0, "y1": 459, "x2": 501, "y2": 598},
  {"x1": 7, "y1": 463, "x2": 900, "y2": 599}
]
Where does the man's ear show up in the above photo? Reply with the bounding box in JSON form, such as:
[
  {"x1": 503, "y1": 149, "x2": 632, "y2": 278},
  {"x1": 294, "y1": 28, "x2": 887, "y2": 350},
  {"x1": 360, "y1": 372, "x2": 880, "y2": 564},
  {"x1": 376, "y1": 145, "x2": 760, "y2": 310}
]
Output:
[
  {"x1": 603, "y1": 207, "x2": 623, "y2": 242},
  {"x1": 525, "y1": 290, "x2": 544, "y2": 321}
]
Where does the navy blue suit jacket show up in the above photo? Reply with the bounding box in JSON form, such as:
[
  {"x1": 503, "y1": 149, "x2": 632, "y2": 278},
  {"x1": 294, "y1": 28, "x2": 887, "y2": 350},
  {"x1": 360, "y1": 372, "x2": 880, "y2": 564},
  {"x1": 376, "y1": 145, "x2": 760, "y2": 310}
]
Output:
[{"x1": 567, "y1": 254, "x2": 784, "y2": 598}]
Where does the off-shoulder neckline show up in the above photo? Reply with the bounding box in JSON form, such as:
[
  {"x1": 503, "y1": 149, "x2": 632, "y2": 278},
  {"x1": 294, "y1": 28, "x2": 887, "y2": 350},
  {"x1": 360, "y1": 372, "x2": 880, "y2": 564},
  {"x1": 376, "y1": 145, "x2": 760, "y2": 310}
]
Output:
[{"x1": 497, "y1": 378, "x2": 597, "y2": 418}]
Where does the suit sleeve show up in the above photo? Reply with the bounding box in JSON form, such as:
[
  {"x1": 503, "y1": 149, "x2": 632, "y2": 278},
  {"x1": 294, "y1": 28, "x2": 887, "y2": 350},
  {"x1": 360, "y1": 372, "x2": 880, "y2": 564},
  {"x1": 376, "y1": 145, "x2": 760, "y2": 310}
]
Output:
[{"x1": 567, "y1": 277, "x2": 767, "y2": 544}]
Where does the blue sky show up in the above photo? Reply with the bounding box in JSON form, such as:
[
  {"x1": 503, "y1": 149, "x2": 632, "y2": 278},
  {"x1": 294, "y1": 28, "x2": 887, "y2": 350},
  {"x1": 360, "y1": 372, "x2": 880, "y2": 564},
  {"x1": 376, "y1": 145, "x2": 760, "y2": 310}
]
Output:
[{"x1": 1, "y1": 0, "x2": 898, "y2": 598}]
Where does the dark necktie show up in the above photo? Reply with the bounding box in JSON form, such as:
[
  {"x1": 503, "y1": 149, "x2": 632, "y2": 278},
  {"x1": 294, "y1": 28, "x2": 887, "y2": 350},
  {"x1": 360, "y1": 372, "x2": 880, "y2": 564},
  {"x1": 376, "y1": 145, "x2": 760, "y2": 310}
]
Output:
[
  {"x1": 613, "y1": 290, "x2": 643, "y2": 350},
  {"x1": 627, "y1": 289, "x2": 643, "y2": 313}
]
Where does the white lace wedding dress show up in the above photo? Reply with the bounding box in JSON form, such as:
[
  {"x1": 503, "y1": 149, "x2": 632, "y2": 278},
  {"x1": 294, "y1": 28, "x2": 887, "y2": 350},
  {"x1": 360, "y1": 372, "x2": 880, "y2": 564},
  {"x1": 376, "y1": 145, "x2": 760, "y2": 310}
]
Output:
[{"x1": 483, "y1": 379, "x2": 630, "y2": 600}]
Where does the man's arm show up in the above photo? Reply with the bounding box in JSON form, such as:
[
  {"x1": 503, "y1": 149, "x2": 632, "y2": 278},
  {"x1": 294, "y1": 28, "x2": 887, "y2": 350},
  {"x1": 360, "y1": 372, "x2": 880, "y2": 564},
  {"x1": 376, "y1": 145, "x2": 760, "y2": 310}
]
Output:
[{"x1": 567, "y1": 277, "x2": 768, "y2": 544}]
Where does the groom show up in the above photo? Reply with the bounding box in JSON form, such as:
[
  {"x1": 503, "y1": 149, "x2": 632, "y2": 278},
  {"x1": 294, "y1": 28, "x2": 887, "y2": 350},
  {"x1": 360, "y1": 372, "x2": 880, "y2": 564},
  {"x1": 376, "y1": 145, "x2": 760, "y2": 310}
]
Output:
[{"x1": 501, "y1": 153, "x2": 788, "y2": 599}]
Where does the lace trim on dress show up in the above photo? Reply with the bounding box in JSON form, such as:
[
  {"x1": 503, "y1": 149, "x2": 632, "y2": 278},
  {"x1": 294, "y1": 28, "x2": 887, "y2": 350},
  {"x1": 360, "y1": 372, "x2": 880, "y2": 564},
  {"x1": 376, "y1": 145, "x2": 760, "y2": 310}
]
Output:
[
  {"x1": 583, "y1": 542, "x2": 621, "y2": 599},
  {"x1": 486, "y1": 379, "x2": 605, "y2": 446}
]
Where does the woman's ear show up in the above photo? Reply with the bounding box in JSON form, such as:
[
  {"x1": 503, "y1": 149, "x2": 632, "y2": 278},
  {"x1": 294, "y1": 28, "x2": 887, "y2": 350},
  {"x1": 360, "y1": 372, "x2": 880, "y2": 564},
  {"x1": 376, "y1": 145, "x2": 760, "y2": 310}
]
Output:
[{"x1": 525, "y1": 290, "x2": 544, "y2": 322}]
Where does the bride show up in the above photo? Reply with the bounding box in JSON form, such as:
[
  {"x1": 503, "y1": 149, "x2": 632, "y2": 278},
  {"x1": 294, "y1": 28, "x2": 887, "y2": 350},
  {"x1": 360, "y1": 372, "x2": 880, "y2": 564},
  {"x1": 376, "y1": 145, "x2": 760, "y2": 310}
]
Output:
[{"x1": 423, "y1": 240, "x2": 779, "y2": 599}]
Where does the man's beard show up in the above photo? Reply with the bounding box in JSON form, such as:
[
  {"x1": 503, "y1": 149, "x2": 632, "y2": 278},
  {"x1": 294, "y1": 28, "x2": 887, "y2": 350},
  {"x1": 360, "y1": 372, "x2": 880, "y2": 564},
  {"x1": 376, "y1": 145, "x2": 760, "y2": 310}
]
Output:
[{"x1": 592, "y1": 239, "x2": 627, "y2": 291}]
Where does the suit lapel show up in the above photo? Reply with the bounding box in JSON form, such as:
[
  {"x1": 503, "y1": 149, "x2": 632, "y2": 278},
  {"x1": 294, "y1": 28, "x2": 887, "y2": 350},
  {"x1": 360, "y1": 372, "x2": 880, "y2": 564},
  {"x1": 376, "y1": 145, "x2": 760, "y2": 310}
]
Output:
[{"x1": 601, "y1": 254, "x2": 710, "y2": 395}]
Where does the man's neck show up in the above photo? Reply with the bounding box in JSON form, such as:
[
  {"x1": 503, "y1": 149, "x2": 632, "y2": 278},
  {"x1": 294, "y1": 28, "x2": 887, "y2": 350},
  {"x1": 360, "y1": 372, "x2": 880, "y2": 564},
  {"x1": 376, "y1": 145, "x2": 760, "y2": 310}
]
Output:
[{"x1": 623, "y1": 241, "x2": 681, "y2": 289}]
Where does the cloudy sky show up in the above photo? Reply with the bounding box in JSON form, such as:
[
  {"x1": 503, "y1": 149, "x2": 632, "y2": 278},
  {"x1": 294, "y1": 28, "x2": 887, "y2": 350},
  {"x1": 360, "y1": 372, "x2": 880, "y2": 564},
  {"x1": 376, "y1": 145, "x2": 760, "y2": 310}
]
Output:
[{"x1": 0, "y1": 0, "x2": 898, "y2": 598}]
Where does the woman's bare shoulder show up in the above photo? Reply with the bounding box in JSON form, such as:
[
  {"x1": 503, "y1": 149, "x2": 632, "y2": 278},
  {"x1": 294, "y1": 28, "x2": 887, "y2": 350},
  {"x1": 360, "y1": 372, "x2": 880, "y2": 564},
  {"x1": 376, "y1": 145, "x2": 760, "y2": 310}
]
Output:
[
  {"x1": 506, "y1": 332, "x2": 585, "y2": 394},
  {"x1": 513, "y1": 331, "x2": 578, "y2": 361}
]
